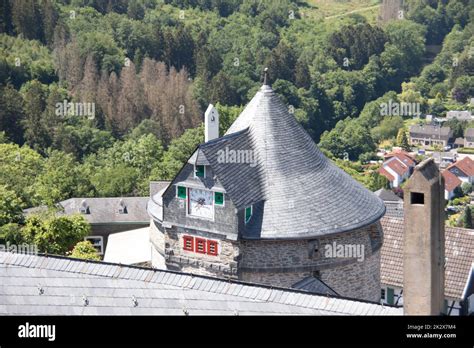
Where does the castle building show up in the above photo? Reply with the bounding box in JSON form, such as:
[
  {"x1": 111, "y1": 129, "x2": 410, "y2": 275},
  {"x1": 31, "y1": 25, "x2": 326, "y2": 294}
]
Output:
[{"x1": 148, "y1": 81, "x2": 386, "y2": 302}]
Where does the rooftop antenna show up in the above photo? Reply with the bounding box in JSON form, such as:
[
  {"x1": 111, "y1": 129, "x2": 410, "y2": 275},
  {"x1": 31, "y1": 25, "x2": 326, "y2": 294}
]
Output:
[{"x1": 263, "y1": 67, "x2": 268, "y2": 85}]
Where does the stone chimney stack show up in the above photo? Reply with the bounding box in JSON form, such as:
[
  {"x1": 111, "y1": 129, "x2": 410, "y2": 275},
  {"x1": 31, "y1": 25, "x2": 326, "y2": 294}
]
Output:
[
  {"x1": 403, "y1": 158, "x2": 445, "y2": 315},
  {"x1": 205, "y1": 104, "x2": 219, "y2": 143}
]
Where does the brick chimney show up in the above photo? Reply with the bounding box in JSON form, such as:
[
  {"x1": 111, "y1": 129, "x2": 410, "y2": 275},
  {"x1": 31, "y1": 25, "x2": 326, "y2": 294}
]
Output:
[
  {"x1": 205, "y1": 104, "x2": 219, "y2": 142},
  {"x1": 403, "y1": 158, "x2": 445, "y2": 315}
]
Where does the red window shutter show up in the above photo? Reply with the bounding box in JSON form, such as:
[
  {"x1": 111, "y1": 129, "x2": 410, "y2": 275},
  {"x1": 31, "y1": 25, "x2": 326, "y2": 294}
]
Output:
[
  {"x1": 207, "y1": 240, "x2": 218, "y2": 256},
  {"x1": 183, "y1": 235, "x2": 194, "y2": 251},
  {"x1": 195, "y1": 238, "x2": 206, "y2": 254}
]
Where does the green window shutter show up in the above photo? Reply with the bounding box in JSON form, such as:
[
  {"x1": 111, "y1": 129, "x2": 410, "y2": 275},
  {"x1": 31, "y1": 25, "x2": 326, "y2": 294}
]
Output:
[
  {"x1": 215, "y1": 192, "x2": 224, "y2": 205},
  {"x1": 245, "y1": 206, "x2": 252, "y2": 223},
  {"x1": 177, "y1": 186, "x2": 187, "y2": 199},
  {"x1": 387, "y1": 287, "x2": 394, "y2": 305},
  {"x1": 195, "y1": 165, "x2": 205, "y2": 177}
]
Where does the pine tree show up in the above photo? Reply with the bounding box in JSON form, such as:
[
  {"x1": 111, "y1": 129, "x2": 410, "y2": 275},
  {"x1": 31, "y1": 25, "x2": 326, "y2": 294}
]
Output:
[
  {"x1": 396, "y1": 128, "x2": 411, "y2": 151},
  {"x1": 462, "y1": 206, "x2": 473, "y2": 229}
]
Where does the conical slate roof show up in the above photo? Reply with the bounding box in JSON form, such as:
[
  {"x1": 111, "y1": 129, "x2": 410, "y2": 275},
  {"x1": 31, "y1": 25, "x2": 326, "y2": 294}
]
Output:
[{"x1": 199, "y1": 84, "x2": 385, "y2": 239}]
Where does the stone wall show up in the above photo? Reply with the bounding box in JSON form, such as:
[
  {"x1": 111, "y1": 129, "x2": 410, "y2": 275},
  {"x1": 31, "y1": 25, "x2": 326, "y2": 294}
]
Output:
[
  {"x1": 238, "y1": 222, "x2": 383, "y2": 302},
  {"x1": 164, "y1": 226, "x2": 240, "y2": 278}
]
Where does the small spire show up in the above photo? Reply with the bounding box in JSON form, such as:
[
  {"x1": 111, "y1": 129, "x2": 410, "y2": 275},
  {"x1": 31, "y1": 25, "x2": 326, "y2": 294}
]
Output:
[{"x1": 263, "y1": 67, "x2": 269, "y2": 85}]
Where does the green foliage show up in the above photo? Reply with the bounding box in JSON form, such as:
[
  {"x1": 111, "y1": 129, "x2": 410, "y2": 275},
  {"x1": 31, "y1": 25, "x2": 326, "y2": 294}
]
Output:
[
  {"x1": 33, "y1": 150, "x2": 93, "y2": 206},
  {"x1": 371, "y1": 116, "x2": 404, "y2": 143},
  {"x1": 0, "y1": 34, "x2": 56, "y2": 87},
  {"x1": 0, "y1": 143, "x2": 44, "y2": 208},
  {"x1": 0, "y1": 185, "x2": 24, "y2": 226},
  {"x1": 327, "y1": 23, "x2": 387, "y2": 70},
  {"x1": 396, "y1": 128, "x2": 411, "y2": 151},
  {"x1": 22, "y1": 214, "x2": 90, "y2": 254},
  {"x1": 216, "y1": 103, "x2": 244, "y2": 135},
  {"x1": 0, "y1": 223, "x2": 24, "y2": 245},
  {"x1": 458, "y1": 148, "x2": 474, "y2": 154},
  {"x1": 319, "y1": 118, "x2": 376, "y2": 161},
  {"x1": 461, "y1": 205, "x2": 473, "y2": 229},
  {"x1": 71, "y1": 240, "x2": 100, "y2": 261},
  {"x1": 150, "y1": 124, "x2": 204, "y2": 180},
  {"x1": 461, "y1": 182, "x2": 472, "y2": 196}
]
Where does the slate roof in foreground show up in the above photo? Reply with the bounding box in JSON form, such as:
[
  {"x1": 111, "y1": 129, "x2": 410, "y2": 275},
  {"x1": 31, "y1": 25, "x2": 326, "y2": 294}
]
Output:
[
  {"x1": 380, "y1": 217, "x2": 474, "y2": 300},
  {"x1": 0, "y1": 252, "x2": 401, "y2": 316},
  {"x1": 198, "y1": 84, "x2": 386, "y2": 239}
]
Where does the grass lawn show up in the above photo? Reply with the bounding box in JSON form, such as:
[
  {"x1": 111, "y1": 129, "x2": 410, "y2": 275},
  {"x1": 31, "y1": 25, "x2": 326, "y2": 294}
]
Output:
[{"x1": 302, "y1": 0, "x2": 381, "y2": 23}]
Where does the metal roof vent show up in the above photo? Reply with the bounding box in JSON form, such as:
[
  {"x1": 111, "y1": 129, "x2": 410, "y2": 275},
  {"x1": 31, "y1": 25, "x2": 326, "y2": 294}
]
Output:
[
  {"x1": 118, "y1": 199, "x2": 127, "y2": 214},
  {"x1": 132, "y1": 295, "x2": 138, "y2": 307},
  {"x1": 37, "y1": 285, "x2": 44, "y2": 295},
  {"x1": 82, "y1": 295, "x2": 89, "y2": 306},
  {"x1": 79, "y1": 200, "x2": 90, "y2": 214}
]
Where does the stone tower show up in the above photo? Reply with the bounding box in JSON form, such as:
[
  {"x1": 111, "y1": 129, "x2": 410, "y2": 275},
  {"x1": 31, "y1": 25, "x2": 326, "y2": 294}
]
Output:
[
  {"x1": 403, "y1": 158, "x2": 445, "y2": 315},
  {"x1": 149, "y1": 80, "x2": 386, "y2": 302}
]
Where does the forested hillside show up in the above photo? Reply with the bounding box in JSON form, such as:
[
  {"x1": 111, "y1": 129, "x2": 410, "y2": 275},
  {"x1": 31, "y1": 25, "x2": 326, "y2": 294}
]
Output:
[{"x1": 0, "y1": 0, "x2": 473, "y2": 212}]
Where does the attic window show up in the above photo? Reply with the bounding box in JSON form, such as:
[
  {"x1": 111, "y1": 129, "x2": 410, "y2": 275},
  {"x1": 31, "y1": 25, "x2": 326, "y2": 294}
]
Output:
[
  {"x1": 245, "y1": 206, "x2": 253, "y2": 224},
  {"x1": 79, "y1": 200, "x2": 90, "y2": 214},
  {"x1": 215, "y1": 192, "x2": 224, "y2": 206},
  {"x1": 410, "y1": 192, "x2": 424, "y2": 205},
  {"x1": 195, "y1": 165, "x2": 205, "y2": 178}
]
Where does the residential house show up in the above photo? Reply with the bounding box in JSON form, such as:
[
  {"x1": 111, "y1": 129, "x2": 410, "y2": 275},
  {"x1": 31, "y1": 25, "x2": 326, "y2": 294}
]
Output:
[
  {"x1": 374, "y1": 188, "x2": 404, "y2": 218},
  {"x1": 24, "y1": 197, "x2": 150, "y2": 255},
  {"x1": 380, "y1": 217, "x2": 474, "y2": 315},
  {"x1": 409, "y1": 124, "x2": 453, "y2": 147},
  {"x1": 447, "y1": 156, "x2": 474, "y2": 184},
  {"x1": 446, "y1": 110, "x2": 473, "y2": 121},
  {"x1": 465, "y1": 128, "x2": 474, "y2": 148},
  {"x1": 454, "y1": 137, "x2": 465, "y2": 148},
  {"x1": 442, "y1": 170, "x2": 462, "y2": 200},
  {"x1": 379, "y1": 151, "x2": 415, "y2": 188}
]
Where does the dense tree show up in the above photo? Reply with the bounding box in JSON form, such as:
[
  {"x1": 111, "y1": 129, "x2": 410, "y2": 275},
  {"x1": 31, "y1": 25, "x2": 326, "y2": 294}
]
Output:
[
  {"x1": 462, "y1": 205, "x2": 473, "y2": 229},
  {"x1": 22, "y1": 214, "x2": 90, "y2": 254},
  {"x1": 0, "y1": 83, "x2": 25, "y2": 144},
  {"x1": 0, "y1": 185, "x2": 24, "y2": 226},
  {"x1": 396, "y1": 128, "x2": 411, "y2": 151},
  {"x1": 0, "y1": 143, "x2": 44, "y2": 208},
  {"x1": 71, "y1": 240, "x2": 100, "y2": 260},
  {"x1": 327, "y1": 23, "x2": 387, "y2": 70}
]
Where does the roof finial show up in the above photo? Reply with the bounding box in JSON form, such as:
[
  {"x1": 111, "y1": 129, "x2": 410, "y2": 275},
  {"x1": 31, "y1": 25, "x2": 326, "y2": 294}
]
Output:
[{"x1": 263, "y1": 67, "x2": 269, "y2": 86}]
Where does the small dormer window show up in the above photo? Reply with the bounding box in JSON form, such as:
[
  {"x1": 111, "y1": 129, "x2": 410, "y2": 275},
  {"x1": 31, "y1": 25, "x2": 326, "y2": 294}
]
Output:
[
  {"x1": 195, "y1": 165, "x2": 205, "y2": 178},
  {"x1": 79, "y1": 200, "x2": 90, "y2": 214},
  {"x1": 245, "y1": 205, "x2": 253, "y2": 224},
  {"x1": 118, "y1": 199, "x2": 128, "y2": 214}
]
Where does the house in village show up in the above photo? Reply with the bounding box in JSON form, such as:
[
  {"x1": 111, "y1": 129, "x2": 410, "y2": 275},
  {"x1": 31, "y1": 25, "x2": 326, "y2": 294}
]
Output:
[
  {"x1": 446, "y1": 156, "x2": 474, "y2": 184},
  {"x1": 374, "y1": 188, "x2": 403, "y2": 218},
  {"x1": 24, "y1": 197, "x2": 150, "y2": 255},
  {"x1": 147, "y1": 80, "x2": 387, "y2": 302},
  {"x1": 409, "y1": 124, "x2": 453, "y2": 148},
  {"x1": 442, "y1": 170, "x2": 462, "y2": 200},
  {"x1": 378, "y1": 150, "x2": 416, "y2": 188},
  {"x1": 446, "y1": 110, "x2": 473, "y2": 122},
  {"x1": 464, "y1": 128, "x2": 474, "y2": 148}
]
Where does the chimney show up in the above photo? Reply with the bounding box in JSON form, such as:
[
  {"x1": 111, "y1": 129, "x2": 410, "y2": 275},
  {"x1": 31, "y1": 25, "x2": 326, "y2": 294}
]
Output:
[
  {"x1": 403, "y1": 158, "x2": 445, "y2": 315},
  {"x1": 205, "y1": 104, "x2": 219, "y2": 142}
]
